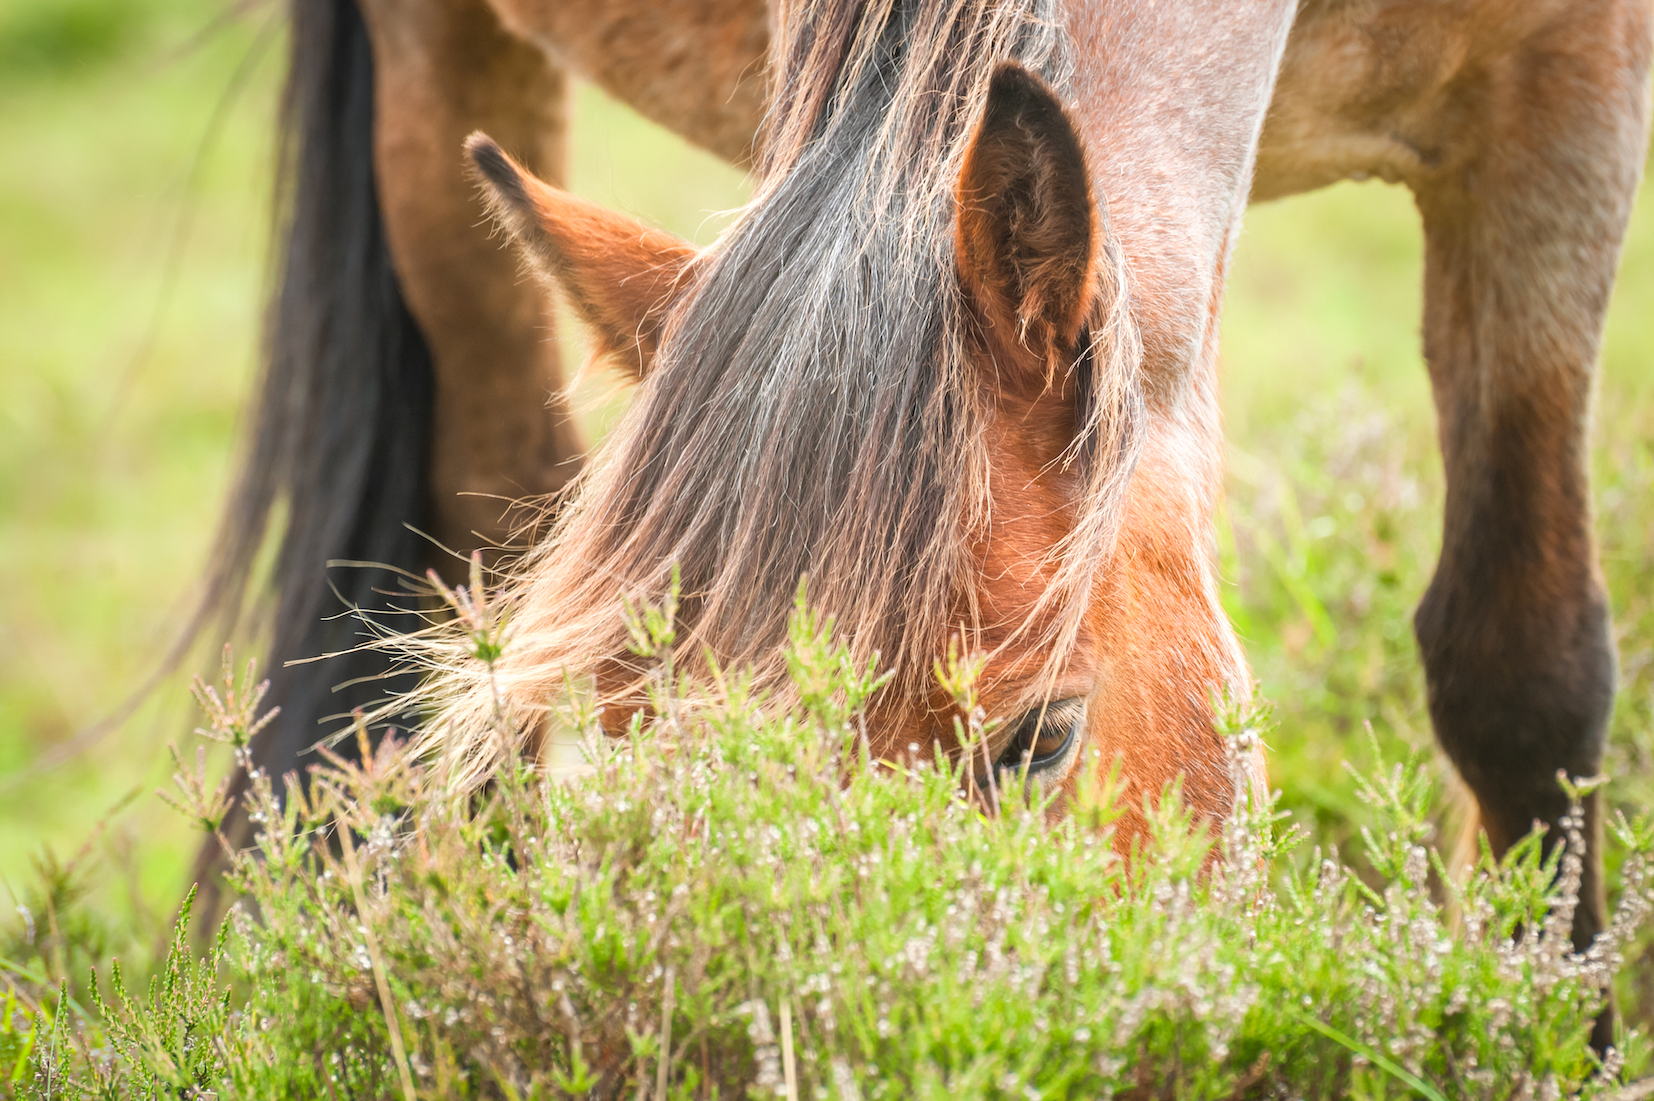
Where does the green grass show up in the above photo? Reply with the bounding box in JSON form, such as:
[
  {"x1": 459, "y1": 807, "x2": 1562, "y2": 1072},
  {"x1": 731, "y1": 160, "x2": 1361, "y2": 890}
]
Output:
[
  {"x1": 6, "y1": 0, "x2": 1654, "y2": 1088},
  {"x1": 0, "y1": 0, "x2": 280, "y2": 934},
  {"x1": 3, "y1": 601, "x2": 1647, "y2": 1098}
]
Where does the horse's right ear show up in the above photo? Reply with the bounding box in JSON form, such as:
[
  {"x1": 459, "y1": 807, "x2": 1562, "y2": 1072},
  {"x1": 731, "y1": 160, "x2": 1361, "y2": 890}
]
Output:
[
  {"x1": 954, "y1": 64, "x2": 1097, "y2": 374},
  {"x1": 466, "y1": 133, "x2": 697, "y2": 378}
]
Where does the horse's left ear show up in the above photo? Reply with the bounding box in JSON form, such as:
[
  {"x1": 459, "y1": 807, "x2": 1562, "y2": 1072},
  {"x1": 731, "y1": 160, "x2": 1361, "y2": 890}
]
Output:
[
  {"x1": 955, "y1": 63, "x2": 1097, "y2": 366},
  {"x1": 466, "y1": 133, "x2": 696, "y2": 377}
]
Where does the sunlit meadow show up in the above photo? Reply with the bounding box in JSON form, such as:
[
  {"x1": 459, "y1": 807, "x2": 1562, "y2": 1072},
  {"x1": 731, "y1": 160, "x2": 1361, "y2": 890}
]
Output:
[{"x1": 6, "y1": 0, "x2": 1654, "y2": 1094}]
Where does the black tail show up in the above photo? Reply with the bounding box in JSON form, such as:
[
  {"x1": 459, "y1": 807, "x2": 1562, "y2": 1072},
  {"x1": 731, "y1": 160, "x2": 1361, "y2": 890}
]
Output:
[{"x1": 200, "y1": 0, "x2": 432, "y2": 788}]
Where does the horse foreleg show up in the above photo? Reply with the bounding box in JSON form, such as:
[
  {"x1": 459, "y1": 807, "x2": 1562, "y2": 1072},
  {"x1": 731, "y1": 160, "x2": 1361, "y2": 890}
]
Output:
[
  {"x1": 356, "y1": 0, "x2": 583, "y2": 564},
  {"x1": 1408, "y1": 3, "x2": 1650, "y2": 1046}
]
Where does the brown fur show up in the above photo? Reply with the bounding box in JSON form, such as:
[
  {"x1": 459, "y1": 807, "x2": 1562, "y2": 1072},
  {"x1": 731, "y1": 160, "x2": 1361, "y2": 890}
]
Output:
[
  {"x1": 467, "y1": 135, "x2": 697, "y2": 376},
  {"x1": 487, "y1": 0, "x2": 768, "y2": 165},
  {"x1": 355, "y1": 0, "x2": 582, "y2": 558}
]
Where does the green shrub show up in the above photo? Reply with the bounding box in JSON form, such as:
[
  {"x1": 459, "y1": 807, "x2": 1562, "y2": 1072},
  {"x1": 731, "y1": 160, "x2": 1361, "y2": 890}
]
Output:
[{"x1": 2, "y1": 589, "x2": 1650, "y2": 1099}]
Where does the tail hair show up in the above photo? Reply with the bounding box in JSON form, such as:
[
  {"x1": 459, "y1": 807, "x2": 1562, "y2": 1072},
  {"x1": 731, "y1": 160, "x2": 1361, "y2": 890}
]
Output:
[{"x1": 191, "y1": 0, "x2": 433, "y2": 788}]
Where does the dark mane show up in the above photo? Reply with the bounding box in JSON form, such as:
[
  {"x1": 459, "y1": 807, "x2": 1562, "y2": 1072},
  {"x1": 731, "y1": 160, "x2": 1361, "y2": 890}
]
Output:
[{"x1": 425, "y1": 0, "x2": 1143, "y2": 780}]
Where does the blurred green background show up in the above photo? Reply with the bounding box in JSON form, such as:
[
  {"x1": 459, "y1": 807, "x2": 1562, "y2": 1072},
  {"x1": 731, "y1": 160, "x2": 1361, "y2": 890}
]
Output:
[{"x1": 5, "y1": 0, "x2": 1654, "y2": 1015}]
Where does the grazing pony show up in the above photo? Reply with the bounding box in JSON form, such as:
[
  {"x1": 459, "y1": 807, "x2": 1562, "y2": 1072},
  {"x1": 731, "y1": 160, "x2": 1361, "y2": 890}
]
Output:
[
  {"x1": 434, "y1": 0, "x2": 1647, "y2": 1051},
  {"x1": 222, "y1": 0, "x2": 1646, "y2": 1048}
]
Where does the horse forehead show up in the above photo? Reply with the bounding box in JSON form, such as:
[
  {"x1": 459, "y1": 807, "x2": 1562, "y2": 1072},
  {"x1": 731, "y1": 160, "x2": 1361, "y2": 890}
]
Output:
[{"x1": 1053, "y1": 0, "x2": 1297, "y2": 394}]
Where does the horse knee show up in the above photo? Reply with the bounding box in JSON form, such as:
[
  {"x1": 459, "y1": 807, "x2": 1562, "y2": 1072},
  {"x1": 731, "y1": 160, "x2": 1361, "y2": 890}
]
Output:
[{"x1": 1413, "y1": 570, "x2": 1615, "y2": 851}]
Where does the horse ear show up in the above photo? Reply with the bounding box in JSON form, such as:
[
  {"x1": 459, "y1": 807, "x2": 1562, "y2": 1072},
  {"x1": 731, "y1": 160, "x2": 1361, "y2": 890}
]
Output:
[
  {"x1": 955, "y1": 63, "x2": 1097, "y2": 366},
  {"x1": 466, "y1": 132, "x2": 696, "y2": 377}
]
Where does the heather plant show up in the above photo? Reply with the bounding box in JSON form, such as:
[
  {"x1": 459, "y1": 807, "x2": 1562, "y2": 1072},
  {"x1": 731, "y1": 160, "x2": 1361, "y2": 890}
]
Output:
[
  {"x1": 2, "y1": 577, "x2": 1652, "y2": 1099},
  {"x1": 1221, "y1": 381, "x2": 1654, "y2": 1025}
]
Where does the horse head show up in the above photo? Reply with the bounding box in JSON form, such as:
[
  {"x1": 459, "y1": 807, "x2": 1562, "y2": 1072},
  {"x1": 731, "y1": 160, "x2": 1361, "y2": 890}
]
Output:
[{"x1": 436, "y1": 2, "x2": 1254, "y2": 845}]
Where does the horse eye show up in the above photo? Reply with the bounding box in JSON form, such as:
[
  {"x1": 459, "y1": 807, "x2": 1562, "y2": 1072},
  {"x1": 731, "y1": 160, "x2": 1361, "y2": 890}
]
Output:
[{"x1": 995, "y1": 697, "x2": 1087, "y2": 781}]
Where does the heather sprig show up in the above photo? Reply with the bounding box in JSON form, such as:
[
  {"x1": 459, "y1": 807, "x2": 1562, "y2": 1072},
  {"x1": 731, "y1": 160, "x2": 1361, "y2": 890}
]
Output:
[{"x1": 1, "y1": 594, "x2": 1649, "y2": 1099}]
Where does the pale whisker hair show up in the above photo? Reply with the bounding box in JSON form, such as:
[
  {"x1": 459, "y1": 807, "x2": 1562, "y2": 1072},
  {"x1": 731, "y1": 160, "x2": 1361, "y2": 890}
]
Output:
[{"x1": 416, "y1": 0, "x2": 1143, "y2": 787}]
